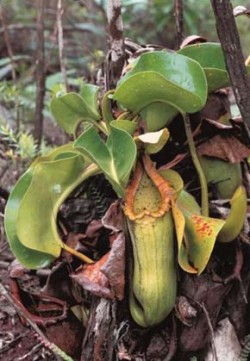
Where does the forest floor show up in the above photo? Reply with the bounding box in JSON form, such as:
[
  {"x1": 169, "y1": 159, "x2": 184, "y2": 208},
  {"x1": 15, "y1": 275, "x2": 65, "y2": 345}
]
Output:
[
  {"x1": 0, "y1": 160, "x2": 58, "y2": 361},
  {"x1": 0, "y1": 121, "x2": 66, "y2": 361}
]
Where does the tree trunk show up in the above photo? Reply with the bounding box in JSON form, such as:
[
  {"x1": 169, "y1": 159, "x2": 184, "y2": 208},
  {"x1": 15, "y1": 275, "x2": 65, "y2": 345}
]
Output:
[{"x1": 210, "y1": 0, "x2": 250, "y2": 139}]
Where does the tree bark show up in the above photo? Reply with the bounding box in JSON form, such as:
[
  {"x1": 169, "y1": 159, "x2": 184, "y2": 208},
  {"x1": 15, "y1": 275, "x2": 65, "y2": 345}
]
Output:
[
  {"x1": 34, "y1": 0, "x2": 46, "y2": 147},
  {"x1": 106, "y1": 0, "x2": 125, "y2": 89},
  {"x1": 210, "y1": 0, "x2": 250, "y2": 138},
  {"x1": 57, "y1": 0, "x2": 69, "y2": 92},
  {"x1": 0, "y1": 5, "x2": 16, "y2": 82},
  {"x1": 174, "y1": 0, "x2": 184, "y2": 50}
]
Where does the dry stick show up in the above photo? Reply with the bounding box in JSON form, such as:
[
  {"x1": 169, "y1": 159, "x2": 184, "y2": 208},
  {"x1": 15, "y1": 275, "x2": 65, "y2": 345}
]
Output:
[
  {"x1": 174, "y1": 0, "x2": 184, "y2": 49},
  {"x1": 34, "y1": 0, "x2": 46, "y2": 147},
  {"x1": 193, "y1": 299, "x2": 218, "y2": 361},
  {"x1": 57, "y1": 0, "x2": 69, "y2": 92},
  {"x1": 210, "y1": 0, "x2": 250, "y2": 140},
  {"x1": 200, "y1": 302, "x2": 218, "y2": 361},
  {"x1": 0, "y1": 282, "x2": 74, "y2": 361},
  {"x1": 106, "y1": 0, "x2": 125, "y2": 89}
]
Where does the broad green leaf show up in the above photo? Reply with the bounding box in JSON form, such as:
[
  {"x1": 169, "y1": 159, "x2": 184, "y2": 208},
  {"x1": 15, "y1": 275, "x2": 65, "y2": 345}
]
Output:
[
  {"x1": 141, "y1": 102, "x2": 178, "y2": 131},
  {"x1": 199, "y1": 156, "x2": 242, "y2": 199},
  {"x1": 178, "y1": 43, "x2": 230, "y2": 92},
  {"x1": 74, "y1": 124, "x2": 137, "y2": 197},
  {"x1": 160, "y1": 169, "x2": 184, "y2": 197},
  {"x1": 110, "y1": 119, "x2": 137, "y2": 135},
  {"x1": 136, "y1": 128, "x2": 169, "y2": 154},
  {"x1": 113, "y1": 51, "x2": 207, "y2": 115},
  {"x1": 4, "y1": 169, "x2": 55, "y2": 269},
  {"x1": 5, "y1": 144, "x2": 99, "y2": 269},
  {"x1": 218, "y1": 185, "x2": 247, "y2": 243},
  {"x1": 171, "y1": 200, "x2": 195, "y2": 273},
  {"x1": 16, "y1": 154, "x2": 98, "y2": 262},
  {"x1": 4, "y1": 144, "x2": 77, "y2": 268},
  {"x1": 79, "y1": 84, "x2": 100, "y2": 116},
  {"x1": 174, "y1": 190, "x2": 225, "y2": 274},
  {"x1": 50, "y1": 91, "x2": 100, "y2": 135},
  {"x1": 32, "y1": 143, "x2": 76, "y2": 165}
]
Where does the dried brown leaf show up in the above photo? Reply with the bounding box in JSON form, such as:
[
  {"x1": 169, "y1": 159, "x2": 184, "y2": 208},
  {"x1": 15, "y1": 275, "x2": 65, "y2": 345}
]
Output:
[
  {"x1": 102, "y1": 200, "x2": 123, "y2": 232},
  {"x1": 9, "y1": 259, "x2": 28, "y2": 278},
  {"x1": 72, "y1": 253, "x2": 114, "y2": 299},
  {"x1": 201, "y1": 92, "x2": 231, "y2": 125},
  {"x1": 197, "y1": 135, "x2": 250, "y2": 162},
  {"x1": 101, "y1": 232, "x2": 125, "y2": 300},
  {"x1": 72, "y1": 232, "x2": 125, "y2": 301},
  {"x1": 180, "y1": 35, "x2": 207, "y2": 48},
  {"x1": 203, "y1": 118, "x2": 232, "y2": 129}
]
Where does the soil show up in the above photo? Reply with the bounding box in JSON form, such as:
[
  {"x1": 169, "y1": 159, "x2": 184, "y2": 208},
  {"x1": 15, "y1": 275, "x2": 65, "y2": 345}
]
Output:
[{"x1": 0, "y1": 234, "x2": 58, "y2": 361}]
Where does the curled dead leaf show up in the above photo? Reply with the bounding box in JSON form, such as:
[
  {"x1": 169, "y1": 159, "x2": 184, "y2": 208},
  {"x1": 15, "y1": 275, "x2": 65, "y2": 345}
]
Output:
[
  {"x1": 101, "y1": 200, "x2": 123, "y2": 232},
  {"x1": 100, "y1": 232, "x2": 125, "y2": 300},
  {"x1": 197, "y1": 135, "x2": 250, "y2": 163},
  {"x1": 71, "y1": 233, "x2": 125, "y2": 300},
  {"x1": 233, "y1": 6, "x2": 250, "y2": 17},
  {"x1": 72, "y1": 253, "x2": 113, "y2": 299},
  {"x1": 180, "y1": 35, "x2": 207, "y2": 48}
]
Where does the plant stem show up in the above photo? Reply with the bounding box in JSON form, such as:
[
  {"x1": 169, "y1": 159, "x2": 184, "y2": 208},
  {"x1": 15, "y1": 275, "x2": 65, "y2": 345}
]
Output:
[
  {"x1": 183, "y1": 113, "x2": 209, "y2": 217},
  {"x1": 101, "y1": 89, "x2": 115, "y2": 130},
  {"x1": 91, "y1": 119, "x2": 109, "y2": 136},
  {"x1": 61, "y1": 242, "x2": 94, "y2": 264}
]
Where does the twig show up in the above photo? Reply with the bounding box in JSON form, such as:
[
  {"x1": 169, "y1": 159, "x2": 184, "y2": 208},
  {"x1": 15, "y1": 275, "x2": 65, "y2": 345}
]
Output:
[
  {"x1": 57, "y1": 0, "x2": 69, "y2": 92},
  {"x1": 210, "y1": 0, "x2": 250, "y2": 139},
  {"x1": 0, "y1": 331, "x2": 29, "y2": 354},
  {"x1": 174, "y1": 0, "x2": 184, "y2": 49},
  {"x1": 196, "y1": 301, "x2": 218, "y2": 361},
  {"x1": 14, "y1": 342, "x2": 42, "y2": 360},
  {"x1": 106, "y1": 0, "x2": 125, "y2": 89},
  {"x1": 34, "y1": 0, "x2": 46, "y2": 147},
  {"x1": 0, "y1": 282, "x2": 74, "y2": 361}
]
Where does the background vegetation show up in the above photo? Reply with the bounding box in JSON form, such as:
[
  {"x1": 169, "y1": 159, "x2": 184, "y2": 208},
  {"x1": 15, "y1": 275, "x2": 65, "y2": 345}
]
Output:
[{"x1": 0, "y1": 0, "x2": 250, "y2": 172}]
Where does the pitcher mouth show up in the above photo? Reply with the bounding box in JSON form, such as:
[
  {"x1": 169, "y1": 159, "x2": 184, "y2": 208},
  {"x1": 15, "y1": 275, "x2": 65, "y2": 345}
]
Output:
[{"x1": 123, "y1": 154, "x2": 176, "y2": 221}]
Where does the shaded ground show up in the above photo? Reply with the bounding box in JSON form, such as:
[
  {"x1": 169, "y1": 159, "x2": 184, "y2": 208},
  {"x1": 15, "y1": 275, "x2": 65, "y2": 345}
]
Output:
[
  {"x1": 0, "y1": 183, "x2": 58, "y2": 361},
  {"x1": 0, "y1": 127, "x2": 64, "y2": 360}
]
